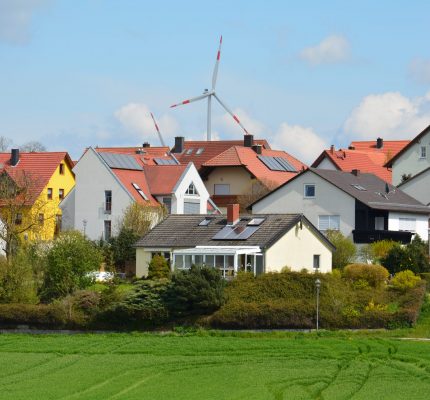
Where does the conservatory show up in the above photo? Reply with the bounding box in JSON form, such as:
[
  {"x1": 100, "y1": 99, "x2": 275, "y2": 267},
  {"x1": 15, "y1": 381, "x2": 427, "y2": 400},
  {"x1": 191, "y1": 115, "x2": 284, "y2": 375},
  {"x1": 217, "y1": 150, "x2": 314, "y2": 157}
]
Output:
[{"x1": 172, "y1": 246, "x2": 264, "y2": 278}]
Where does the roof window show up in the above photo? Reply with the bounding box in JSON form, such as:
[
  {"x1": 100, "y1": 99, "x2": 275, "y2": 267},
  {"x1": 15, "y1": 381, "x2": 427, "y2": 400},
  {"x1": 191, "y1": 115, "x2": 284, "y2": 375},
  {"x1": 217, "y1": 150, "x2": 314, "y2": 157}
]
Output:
[
  {"x1": 199, "y1": 217, "x2": 214, "y2": 226},
  {"x1": 132, "y1": 182, "x2": 148, "y2": 200},
  {"x1": 248, "y1": 217, "x2": 265, "y2": 226},
  {"x1": 196, "y1": 148, "x2": 204, "y2": 155},
  {"x1": 351, "y1": 184, "x2": 366, "y2": 191},
  {"x1": 186, "y1": 149, "x2": 193, "y2": 155}
]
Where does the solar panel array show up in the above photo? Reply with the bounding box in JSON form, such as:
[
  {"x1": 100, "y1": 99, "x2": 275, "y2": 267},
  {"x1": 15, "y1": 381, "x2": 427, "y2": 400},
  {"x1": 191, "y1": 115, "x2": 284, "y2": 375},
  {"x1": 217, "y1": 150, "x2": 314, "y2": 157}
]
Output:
[
  {"x1": 99, "y1": 152, "x2": 143, "y2": 170},
  {"x1": 212, "y1": 225, "x2": 260, "y2": 240},
  {"x1": 258, "y1": 155, "x2": 297, "y2": 172},
  {"x1": 154, "y1": 158, "x2": 177, "y2": 165}
]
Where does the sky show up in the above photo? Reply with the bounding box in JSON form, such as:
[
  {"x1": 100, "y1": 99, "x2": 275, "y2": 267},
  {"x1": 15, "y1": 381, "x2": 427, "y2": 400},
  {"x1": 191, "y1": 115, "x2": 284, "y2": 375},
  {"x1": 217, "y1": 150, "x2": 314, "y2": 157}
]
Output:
[{"x1": 1, "y1": 0, "x2": 430, "y2": 163}]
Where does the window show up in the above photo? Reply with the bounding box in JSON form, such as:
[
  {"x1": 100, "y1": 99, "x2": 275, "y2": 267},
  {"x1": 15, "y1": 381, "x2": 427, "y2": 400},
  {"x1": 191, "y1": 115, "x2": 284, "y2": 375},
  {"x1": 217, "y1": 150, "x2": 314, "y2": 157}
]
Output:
[
  {"x1": 399, "y1": 217, "x2": 416, "y2": 232},
  {"x1": 15, "y1": 213, "x2": 22, "y2": 225},
  {"x1": 214, "y1": 184, "x2": 230, "y2": 195},
  {"x1": 59, "y1": 163, "x2": 65, "y2": 175},
  {"x1": 59, "y1": 188, "x2": 64, "y2": 200},
  {"x1": 420, "y1": 146, "x2": 427, "y2": 158},
  {"x1": 375, "y1": 216, "x2": 384, "y2": 231},
  {"x1": 186, "y1": 149, "x2": 193, "y2": 155},
  {"x1": 313, "y1": 255, "x2": 320, "y2": 271},
  {"x1": 162, "y1": 197, "x2": 172, "y2": 213},
  {"x1": 196, "y1": 148, "x2": 204, "y2": 155},
  {"x1": 351, "y1": 184, "x2": 366, "y2": 191},
  {"x1": 184, "y1": 201, "x2": 200, "y2": 214},
  {"x1": 104, "y1": 220, "x2": 112, "y2": 240},
  {"x1": 304, "y1": 184, "x2": 315, "y2": 198},
  {"x1": 105, "y1": 190, "x2": 112, "y2": 213},
  {"x1": 318, "y1": 215, "x2": 340, "y2": 231},
  {"x1": 38, "y1": 213, "x2": 44, "y2": 225},
  {"x1": 47, "y1": 188, "x2": 53, "y2": 200},
  {"x1": 185, "y1": 183, "x2": 198, "y2": 195}
]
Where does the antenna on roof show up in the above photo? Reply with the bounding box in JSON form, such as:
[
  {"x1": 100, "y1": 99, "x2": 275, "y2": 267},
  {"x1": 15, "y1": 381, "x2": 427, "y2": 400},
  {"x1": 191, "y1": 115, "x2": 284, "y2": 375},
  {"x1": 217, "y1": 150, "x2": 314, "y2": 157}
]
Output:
[{"x1": 150, "y1": 112, "x2": 166, "y2": 147}]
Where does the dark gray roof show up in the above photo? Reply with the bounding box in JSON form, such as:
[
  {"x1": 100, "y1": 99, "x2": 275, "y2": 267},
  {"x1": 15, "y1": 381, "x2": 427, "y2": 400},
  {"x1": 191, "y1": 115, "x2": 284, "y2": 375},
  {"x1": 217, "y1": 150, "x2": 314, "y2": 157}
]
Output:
[
  {"x1": 135, "y1": 214, "x2": 334, "y2": 250},
  {"x1": 310, "y1": 168, "x2": 430, "y2": 214}
]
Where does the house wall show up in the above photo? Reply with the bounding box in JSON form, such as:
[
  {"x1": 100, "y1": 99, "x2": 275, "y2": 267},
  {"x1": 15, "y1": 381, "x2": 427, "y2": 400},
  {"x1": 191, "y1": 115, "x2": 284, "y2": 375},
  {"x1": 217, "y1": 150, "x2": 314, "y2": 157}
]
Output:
[
  {"x1": 399, "y1": 168, "x2": 430, "y2": 206},
  {"x1": 392, "y1": 131, "x2": 430, "y2": 185},
  {"x1": 60, "y1": 187, "x2": 75, "y2": 231},
  {"x1": 388, "y1": 212, "x2": 429, "y2": 241},
  {"x1": 73, "y1": 149, "x2": 133, "y2": 240},
  {"x1": 316, "y1": 157, "x2": 337, "y2": 170},
  {"x1": 252, "y1": 170, "x2": 356, "y2": 239},
  {"x1": 205, "y1": 166, "x2": 254, "y2": 196},
  {"x1": 136, "y1": 248, "x2": 154, "y2": 277},
  {"x1": 265, "y1": 222, "x2": 332, "y2": 273}
]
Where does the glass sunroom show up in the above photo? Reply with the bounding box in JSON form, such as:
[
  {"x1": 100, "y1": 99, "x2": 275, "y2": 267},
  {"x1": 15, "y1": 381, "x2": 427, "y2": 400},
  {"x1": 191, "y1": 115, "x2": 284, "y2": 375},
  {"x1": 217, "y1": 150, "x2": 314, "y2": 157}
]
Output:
[{"x1": 172, "y1": 246, "x2": 264, "y2": 279}]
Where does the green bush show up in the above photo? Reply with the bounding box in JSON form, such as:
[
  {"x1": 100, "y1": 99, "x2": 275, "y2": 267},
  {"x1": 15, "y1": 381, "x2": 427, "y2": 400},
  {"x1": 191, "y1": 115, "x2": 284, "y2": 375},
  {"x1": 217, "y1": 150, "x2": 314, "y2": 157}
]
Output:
[
  {"x1": 360, "y1": 240, "x2": 397, "y2": 263},
  {"x1": 391, "y1": 270, "x2": 421, "y2": 291},
  {"x1": 325, "y1": 230, "x2": 356, "y2": 269},
  {"x1": 148, "y1": 255, "x2": 170, "y2": 280},
  {"x1": 41, "y1": 231, "x2": 104, "y2": 301},
  {"x1": 381, "y1": 236, "x2": 430, "y2": 274},
  {"x1": 0, "y1": 303, "x2": 67, "y2": 328},
  {"x1": 166, "y1": 265, "x2": 226, "y2": 317},
  {"x1": 343, "y1": 263, "x2": 389, "y2": 288},
  {"x1": 109, "y1": 228, "x2": 139, "y2": 270}
]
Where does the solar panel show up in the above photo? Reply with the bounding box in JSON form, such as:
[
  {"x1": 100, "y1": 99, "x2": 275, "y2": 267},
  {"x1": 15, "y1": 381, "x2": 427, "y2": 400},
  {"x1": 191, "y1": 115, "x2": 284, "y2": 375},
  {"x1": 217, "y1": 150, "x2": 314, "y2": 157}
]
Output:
[
  {"x1": 274, "y1": 157, "x2": 296, "y2": 172},
  {"x1": 257, "y1": 155, "x2": 284, "y2": 171},
  {"x1": 154, "y1": 158, "x2": 177, "y2": 165},
  {"x1": 212, "y1": 225, "x2": 260, "y2": 240},
  {"x1": 99, "y1": 153, "x2": 143, "y2": 170}
]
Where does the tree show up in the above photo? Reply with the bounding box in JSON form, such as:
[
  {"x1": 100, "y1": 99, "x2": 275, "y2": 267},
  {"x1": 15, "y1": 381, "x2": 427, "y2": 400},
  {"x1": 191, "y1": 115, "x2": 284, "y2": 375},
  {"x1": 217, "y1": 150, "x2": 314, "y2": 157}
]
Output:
[
  {"x1": 237, "y1": 178, "x2": 279, "y2": 213},
  {"x1": 41, "y1": 231, "x2": 104, "y2": 301},
  {"x1": 0, "y1": 170, "x2": 57, "y2": 259},
  {"x1": 0, "y1": 136, "x2": 12, "y2": 152},
  {"x1": 148, "y1": 255, "x2": 170, "y2": 279},
  {"x1": 325, "y1": 230, "x2": 356, "y2": 269},
  {"x1": 20, "y1": 141, "x2": 47, "y2": 152}
]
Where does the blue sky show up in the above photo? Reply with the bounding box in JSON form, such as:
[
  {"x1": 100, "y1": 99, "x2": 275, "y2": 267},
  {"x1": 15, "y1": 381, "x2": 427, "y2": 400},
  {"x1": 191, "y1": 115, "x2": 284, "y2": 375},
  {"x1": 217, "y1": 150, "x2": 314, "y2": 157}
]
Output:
[{"x1": 1, "y1": 0, "x2": 430, "y2": 162}]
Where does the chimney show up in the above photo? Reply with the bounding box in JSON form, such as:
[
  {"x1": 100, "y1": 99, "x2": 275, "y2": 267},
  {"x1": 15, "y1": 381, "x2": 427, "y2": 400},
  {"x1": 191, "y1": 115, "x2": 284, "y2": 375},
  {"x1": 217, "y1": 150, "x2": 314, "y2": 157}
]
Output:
[
  {"x1": 351, "y1": 169, "x2": 360, "y2": 176},
  {"x1": 173, "y1": 136, "x2": 184, "y2": 153},
  {"x1": 142, "y1": 142, "x2": 150, "y2": 148},
  {"x1": 330, "y1": 145, "x2": 335, "y2": 154},
  {"x1": 227, "y1": 204, "x2": 240, "y2": 225},
  {"x1": 376, "y1": 137, "x2": 383, "y2": 149},
  {"x1": 252, "y1": 144, "x2": 262, "y2": 154},
  {"x1": 10, "y1": 149, "x2": 19, "y2": 166},
  {"x1": 244, "y1": 134, "x2": 254, "y2": 148}
]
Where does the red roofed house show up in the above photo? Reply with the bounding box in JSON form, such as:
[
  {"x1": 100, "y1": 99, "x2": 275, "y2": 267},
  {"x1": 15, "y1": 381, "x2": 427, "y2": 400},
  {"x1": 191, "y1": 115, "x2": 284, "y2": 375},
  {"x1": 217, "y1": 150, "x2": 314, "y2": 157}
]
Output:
[
  {"x1": 0, "y1": 149, "x2": 75, "y2": 255},
  {"x1": 172, "y1": 135, "x2": 306, "y2": 211},
  {"x1": 311, "y1": 138, "x2": 410, "y2": 183},
  {"x1": 60, "y1": 146, "x2": 211, "y2": 243}
]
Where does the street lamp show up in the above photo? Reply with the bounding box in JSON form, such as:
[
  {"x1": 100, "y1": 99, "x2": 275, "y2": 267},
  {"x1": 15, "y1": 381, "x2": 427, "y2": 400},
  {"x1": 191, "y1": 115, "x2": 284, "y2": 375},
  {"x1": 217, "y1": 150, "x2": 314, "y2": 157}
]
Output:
[{"x1": 315, "y1": 278, "x2": 321, "y2": 331}]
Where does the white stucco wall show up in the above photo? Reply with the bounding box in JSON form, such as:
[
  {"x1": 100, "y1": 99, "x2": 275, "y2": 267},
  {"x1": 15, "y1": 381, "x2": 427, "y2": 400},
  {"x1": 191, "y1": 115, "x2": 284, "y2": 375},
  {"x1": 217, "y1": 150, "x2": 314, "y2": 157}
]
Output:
[
  {"x1": 252, "y1": 170, "x2": 356, "y2": 239},
  {"x1": 204, "y1": 166, "x2": 254, "y2": 196},
  {"x1": 399, "y1": 168, "x2": 430, "y2": 206},
  {"x1": 73, "y1": 148, "x2": 134, "y2": 240},
  {"x1": 388, "y1": 212, "x2": 429, "y2": 241},
  {"x1": 264, "y1": 221, "x2": 332, "y2": 273},
  {"x1": 392, "y1": 131, "x2": 430, "y2": 185},
  {"x1": 316, "y1": 157, "x2": 337, "y2": 170}
]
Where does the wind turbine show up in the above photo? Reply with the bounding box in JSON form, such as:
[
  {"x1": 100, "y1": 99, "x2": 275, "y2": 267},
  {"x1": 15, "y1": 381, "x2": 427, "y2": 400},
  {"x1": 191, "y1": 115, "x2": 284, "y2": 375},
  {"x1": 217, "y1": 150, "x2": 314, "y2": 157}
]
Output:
[
  {"x1": 170, "y1": 36, "x2": 249, "y2": 141},
  {"x1": 150, "y1": 112, "x2": 166, "y2": 147}
]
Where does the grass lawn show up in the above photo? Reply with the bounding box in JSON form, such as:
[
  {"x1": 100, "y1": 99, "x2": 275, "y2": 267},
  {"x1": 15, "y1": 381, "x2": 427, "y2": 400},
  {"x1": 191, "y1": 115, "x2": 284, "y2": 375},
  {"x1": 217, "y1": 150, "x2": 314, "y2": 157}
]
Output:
[{"x1": 0, "y1": 331, "x2": 429, "y2": 399}]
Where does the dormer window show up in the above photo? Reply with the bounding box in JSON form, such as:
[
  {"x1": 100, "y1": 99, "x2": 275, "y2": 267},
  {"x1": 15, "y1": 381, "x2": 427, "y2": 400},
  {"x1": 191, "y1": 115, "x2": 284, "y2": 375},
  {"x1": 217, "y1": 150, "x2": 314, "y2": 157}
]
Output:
[{"x1": 185, "y1": 183, "x2": 198, "y2": 195}]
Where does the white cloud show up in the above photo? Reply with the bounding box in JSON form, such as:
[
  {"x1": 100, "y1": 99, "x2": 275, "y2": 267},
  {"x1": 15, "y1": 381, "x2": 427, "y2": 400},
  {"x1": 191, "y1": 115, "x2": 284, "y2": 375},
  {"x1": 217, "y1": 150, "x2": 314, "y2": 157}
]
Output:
[
  {"x1": 300, "y1": 35, "x2": 350, "y2": 65},
  {"x1": 114, "y1": 103, "x2": 179, "y2": 145},
  {"x1": 0, "y1": 0, "x2": 50, "y2": 45},
  {"x1": 343, "y1": 91, "x2": 430, "y2": 141},
  {"x1": 218, "y1": 108, "x2": 265, "y2": 137},
  {"x1": 409, "y1": 58, "x2": 430, "y2": 84},
  {"x1": 271, "y1": 123, "x2": 328, "y2": 164}
]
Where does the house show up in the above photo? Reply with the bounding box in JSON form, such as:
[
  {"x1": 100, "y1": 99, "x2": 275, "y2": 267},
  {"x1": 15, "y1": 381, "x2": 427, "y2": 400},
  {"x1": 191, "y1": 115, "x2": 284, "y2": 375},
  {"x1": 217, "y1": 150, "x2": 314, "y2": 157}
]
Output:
[
  {"x1": 0, "y1": 149, "x2": 75, "y2": 253},
  {"x1": 385, "y1": 125, "x2": 430, "y2": 185},
  {"x1": 311, "y1": 138, "x2": 409, "y2": 183},
  {"x1": 135, "y1": 204, "x2": 334, "y2": 278},
  {"x1": 250, "y1": 168, "x2": 430, "y2": 244},
  {"x1": 173, "y1": 135, "x2": 306, "y2": 211},
  {"x1": 60, "y1": 146, "x2": 211, "y2": 241},
  {"x1": 397, "y1": 167, "x2": 430, "y2": 206}
]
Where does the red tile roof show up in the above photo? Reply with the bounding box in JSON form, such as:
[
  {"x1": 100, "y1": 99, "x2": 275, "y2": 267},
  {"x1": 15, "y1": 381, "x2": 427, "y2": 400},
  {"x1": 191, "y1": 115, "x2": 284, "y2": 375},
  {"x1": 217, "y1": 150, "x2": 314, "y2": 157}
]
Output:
[
  {"x1": 0, "y1": 152, "x2": 73, "y2": 205},
  {"x1": 312, "y1": 149, "x2": 392, "y2": 182},
  {"x1": 174, "y1": 139, "x2": 271, "y2": 170},
  {"x1": 144, "y1": 165, "x2": 188, "y2": 195},
  {"x1": 349, "y1": 140, "x2": 410, "y2": 160},
  {"x1": 203, "y1": 146, "x2": 306, "y2": 187}
]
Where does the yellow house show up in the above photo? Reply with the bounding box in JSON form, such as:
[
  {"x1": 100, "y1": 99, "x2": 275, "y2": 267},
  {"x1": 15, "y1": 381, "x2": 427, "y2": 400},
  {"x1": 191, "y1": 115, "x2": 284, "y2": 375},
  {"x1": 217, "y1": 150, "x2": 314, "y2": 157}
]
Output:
[{"x1": 0, "y1": 149, "x2": 75, "y2": 251}]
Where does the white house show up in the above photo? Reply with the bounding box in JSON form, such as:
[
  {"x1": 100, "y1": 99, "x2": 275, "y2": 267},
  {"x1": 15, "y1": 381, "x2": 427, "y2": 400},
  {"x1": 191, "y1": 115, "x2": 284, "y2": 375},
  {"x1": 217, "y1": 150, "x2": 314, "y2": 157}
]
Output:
[
  {"x1": 135, "y1": 204, "x2": 334, "y2": 278},
  {"x1": 250, "y1": 168, "x2": 430, "y2": 243},
  {"x1": 60, "y1": 147, "x2": 211, "y2": 241},
  {"x1": 398, "y1": 167, "x2": 430, "y2": 206}
]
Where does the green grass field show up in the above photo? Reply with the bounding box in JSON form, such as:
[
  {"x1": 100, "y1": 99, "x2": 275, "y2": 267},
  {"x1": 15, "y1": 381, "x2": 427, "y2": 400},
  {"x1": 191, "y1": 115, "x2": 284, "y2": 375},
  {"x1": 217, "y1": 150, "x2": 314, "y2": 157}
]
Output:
[{"x1": 0, "y1": 332, "x2": 429, "y2": 399}]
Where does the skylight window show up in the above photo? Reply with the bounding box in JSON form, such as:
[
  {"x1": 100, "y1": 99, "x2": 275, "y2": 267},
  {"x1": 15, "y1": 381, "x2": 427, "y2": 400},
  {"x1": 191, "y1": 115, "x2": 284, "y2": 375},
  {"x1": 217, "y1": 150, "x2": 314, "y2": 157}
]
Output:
[
  {"x1": 351, "y1": 184, "x2": 366, "y2": 191},
  {"x1": 198, "y1": 217, "x2": 214, "y2": 226},
  {"x1": 186, "y1": 149, "x2": 193, "y2": 155},
  {"x1": 132, "y1": 182, "x2": 148, "y2": 200},
  {"x1": 248, "y1": 217, "x2": 265, "y2": 226},
  {"x1": 196, "y1": 148, "x2": 204, "y2": 155}
]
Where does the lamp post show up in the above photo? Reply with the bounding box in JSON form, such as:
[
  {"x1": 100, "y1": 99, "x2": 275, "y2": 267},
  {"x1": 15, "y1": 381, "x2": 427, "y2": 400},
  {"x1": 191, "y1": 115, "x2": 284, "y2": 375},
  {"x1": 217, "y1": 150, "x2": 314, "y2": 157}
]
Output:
[
  {"x1": 82, "y1": 219, "x2": 87, "y2": 237},
  {"x1": 315, "y1": 278, "x2": 321, "y2": 331}
]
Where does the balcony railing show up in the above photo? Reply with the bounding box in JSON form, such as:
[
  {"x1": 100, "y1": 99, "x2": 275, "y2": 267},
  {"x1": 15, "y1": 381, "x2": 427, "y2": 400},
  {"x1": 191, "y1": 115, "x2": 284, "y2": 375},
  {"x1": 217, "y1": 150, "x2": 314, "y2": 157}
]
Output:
[{"x1": 352, "y1": 229, "x2": 413, "y2": 244}]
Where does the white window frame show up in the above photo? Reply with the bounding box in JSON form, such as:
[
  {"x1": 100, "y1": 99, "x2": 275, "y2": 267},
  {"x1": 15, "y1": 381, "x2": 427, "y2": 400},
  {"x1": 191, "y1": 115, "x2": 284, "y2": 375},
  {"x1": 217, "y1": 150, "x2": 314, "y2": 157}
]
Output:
[
  {"x1": 185, "y1": 182, "x2": 198, "y2": 195},
  {"x1": 304, "y1": 184, "x2": 316, "y2": 198},
  {"x1": 318, "y1": 215, "x2": 340, "y2": 231}
]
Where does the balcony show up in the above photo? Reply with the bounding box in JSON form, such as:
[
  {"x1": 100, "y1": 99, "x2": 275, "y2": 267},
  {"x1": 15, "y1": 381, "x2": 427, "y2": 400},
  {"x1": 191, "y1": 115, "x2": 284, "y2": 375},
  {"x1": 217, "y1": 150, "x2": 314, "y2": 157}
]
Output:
[{"x1": 352, "y1": 229, "x2": 413, "y2": 244}]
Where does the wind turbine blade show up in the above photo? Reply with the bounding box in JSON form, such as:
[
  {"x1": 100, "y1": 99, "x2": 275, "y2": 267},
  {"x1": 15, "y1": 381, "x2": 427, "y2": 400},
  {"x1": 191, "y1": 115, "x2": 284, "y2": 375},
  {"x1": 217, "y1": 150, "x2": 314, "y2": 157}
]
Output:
[
  {"x1": 170, "y1": 92, "x2": 211, "y2": 108},
  {"x1": 150, "y1": 112, "x2": 166, "y2": 147},
  {"x1": 212, "y1": 35, "x2": 222, "y2": 90},
  {"x1": 213, "y1": 94, "x2": 250, "y2": 135}
]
